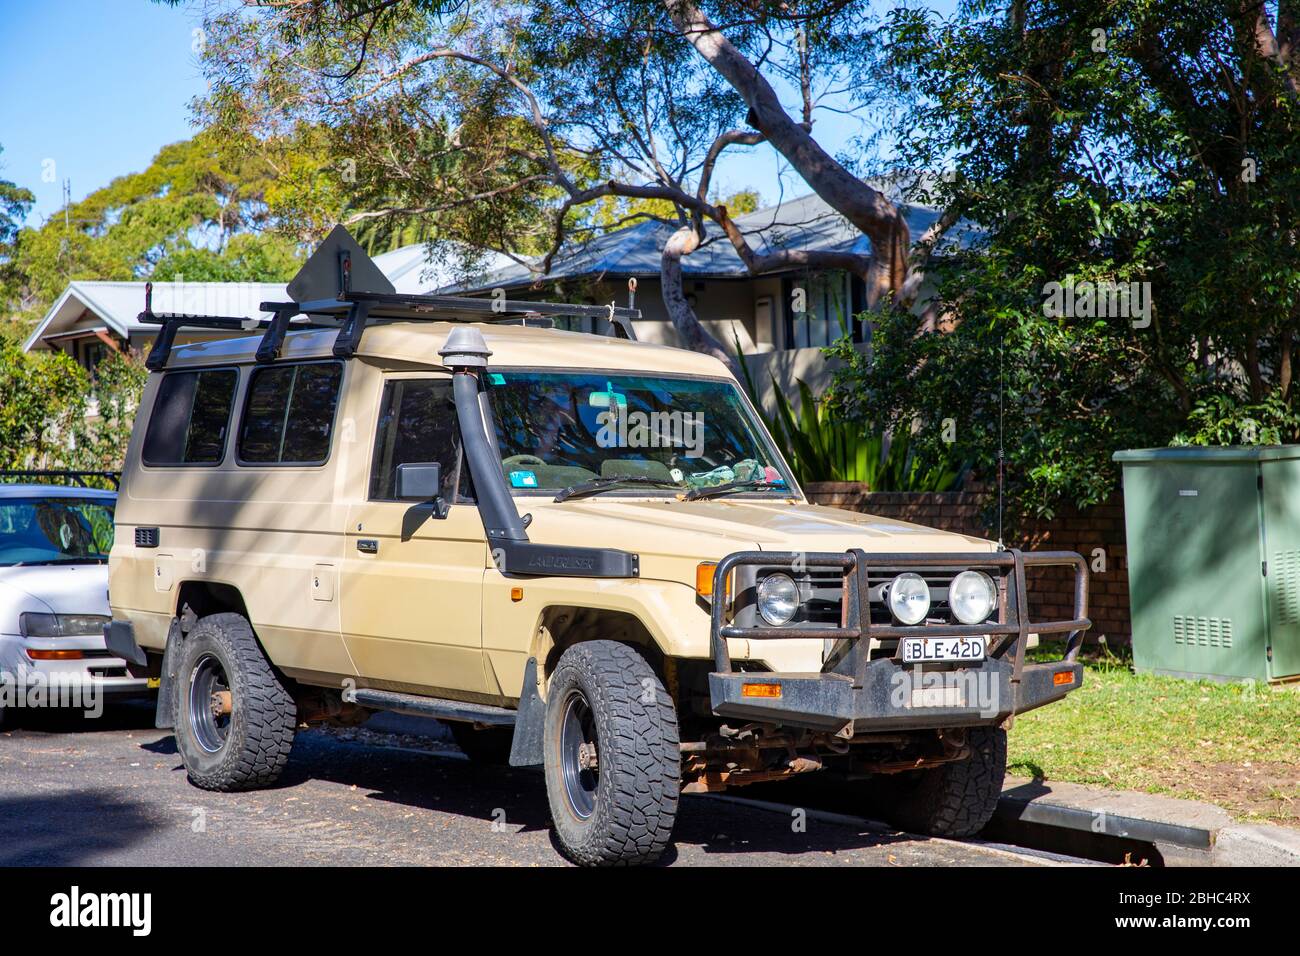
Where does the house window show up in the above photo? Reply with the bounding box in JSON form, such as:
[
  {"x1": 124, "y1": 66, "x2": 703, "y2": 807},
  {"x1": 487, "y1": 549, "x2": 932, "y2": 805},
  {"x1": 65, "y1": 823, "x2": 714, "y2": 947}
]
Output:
[
  {"x1": 80, "y1": 339, "x2": 109, "y2": 376},
  {"x1": 783, "y1": 272, "x2": 855, "y2": 349}
]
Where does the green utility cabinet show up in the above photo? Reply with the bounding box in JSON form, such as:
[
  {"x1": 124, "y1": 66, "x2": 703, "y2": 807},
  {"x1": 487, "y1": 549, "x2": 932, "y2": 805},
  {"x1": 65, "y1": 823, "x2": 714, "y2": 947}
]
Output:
[{"x1": 1114, "y1": 446, "x2": 1300, "y2": 682}]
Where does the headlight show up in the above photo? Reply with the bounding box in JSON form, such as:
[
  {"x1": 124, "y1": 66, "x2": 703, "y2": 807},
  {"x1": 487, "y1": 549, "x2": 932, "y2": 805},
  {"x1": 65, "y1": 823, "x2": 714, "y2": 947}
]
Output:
[
  {"x1": 756, "y1": 573, "x2": 799, "y2": 626},
  {"x1": 887, "y1": 572, "x2": 930, "y2": 625},
  {"x1": 949, "y1": 570, "x2": 997, "y2": 624},
  {"x1": 19, "y1": 612, "x2": 110, "y2": 638}
]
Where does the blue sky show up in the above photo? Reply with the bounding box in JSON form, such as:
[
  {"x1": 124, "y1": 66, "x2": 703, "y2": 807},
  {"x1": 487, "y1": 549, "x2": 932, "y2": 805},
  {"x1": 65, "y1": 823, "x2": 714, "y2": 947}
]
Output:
[
  {"x1": 0, "y1": 1, "x2": 954, "y2": 228},
  {"x1": 0, "y1": 0, "x2": 207, "y2": 225}
]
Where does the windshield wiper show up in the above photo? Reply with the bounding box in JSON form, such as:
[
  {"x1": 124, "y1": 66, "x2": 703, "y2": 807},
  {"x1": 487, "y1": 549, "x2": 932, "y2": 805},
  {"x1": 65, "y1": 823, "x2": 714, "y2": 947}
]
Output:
[
  {"x1": 684, "y1": 479, "x2": 788, "y2": 501},
  {"x1": 553, "y1": 475, "x2": 685, "y2": 502}
]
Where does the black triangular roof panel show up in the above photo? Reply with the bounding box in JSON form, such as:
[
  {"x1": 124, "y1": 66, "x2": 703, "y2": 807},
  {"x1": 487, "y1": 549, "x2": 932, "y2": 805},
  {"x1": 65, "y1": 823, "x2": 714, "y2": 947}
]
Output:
[{"x1": 287, "y1": 224, "x2": 396, "y2": 303}]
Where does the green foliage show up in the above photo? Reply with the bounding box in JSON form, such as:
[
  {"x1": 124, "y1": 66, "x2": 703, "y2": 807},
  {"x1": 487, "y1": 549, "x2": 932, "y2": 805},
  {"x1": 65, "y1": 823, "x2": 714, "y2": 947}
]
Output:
[
  {"x1": 7, "y1": 132, "x2": 305, "y2": 323},
  {"x1": 1173, "y1": 392, "x2": 1300, "y2": 447},
  {"x1": 767, "y1": 377, "x2": 964, "y2": 491},
  {"x1": 734, "y1": 332, "x2": 963, "y2": 490},
  {"x1": 0, "y1": 342, "x2": 146, "y2": 474},
  {"x1": 0, "y1": 343, "x2": 89, "y2": 470},
  {"x1": 0, "y1": 144, "x2": 35, "y2": 299},
  {"x1": 69, "y1": 352, "x2": 149, "y2": 473},
  {"x1": 150, "y1": 232, "x2": 304, "y2": 282},
  {"x1": 842, "y1": 0, "x2": 1300, "y2": 519}
]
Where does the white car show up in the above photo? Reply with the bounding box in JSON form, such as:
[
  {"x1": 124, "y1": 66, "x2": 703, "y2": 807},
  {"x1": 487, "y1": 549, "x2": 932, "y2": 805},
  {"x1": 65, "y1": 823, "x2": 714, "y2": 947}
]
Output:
[{"x1": 0, "y1": 481, "x2": 151, "y2": 726}]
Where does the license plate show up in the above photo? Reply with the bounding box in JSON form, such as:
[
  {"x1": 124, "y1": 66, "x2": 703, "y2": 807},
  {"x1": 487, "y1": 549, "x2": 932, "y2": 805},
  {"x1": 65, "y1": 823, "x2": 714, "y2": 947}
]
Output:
[{"x1": 901, "y1": 636, "x2": 987, "y2": 663}]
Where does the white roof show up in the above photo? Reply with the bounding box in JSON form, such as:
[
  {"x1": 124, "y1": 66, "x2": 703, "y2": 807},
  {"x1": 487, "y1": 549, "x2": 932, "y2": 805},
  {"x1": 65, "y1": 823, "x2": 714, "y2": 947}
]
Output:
[
  {"x1": 372, "y1": 242, "x2": 515, "y2": 295},
  {"x1": 26, "y1": 241, "x2": 518, "y2": 352},
  {"x1": 24, "y1": 280, "x2": 289, "y2": 352}
]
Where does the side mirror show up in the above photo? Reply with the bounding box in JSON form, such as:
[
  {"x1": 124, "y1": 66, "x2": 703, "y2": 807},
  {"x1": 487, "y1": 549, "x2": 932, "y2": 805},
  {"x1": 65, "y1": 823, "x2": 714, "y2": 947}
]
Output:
[{"x1": 396, "y1": 462, "x2": 442, "y2": 502}]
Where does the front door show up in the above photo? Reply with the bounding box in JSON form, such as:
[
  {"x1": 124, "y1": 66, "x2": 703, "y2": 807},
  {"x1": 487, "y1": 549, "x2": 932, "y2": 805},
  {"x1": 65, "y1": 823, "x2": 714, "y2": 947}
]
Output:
[{"x1": 341, "y1": 374, "x2": 491, "y2": 696}]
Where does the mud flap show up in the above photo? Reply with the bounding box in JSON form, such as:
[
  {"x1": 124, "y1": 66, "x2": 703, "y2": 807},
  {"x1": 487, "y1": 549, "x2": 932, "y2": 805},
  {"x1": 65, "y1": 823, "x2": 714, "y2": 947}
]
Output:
[
  {"x1": 154, "y1": 618, "x2": 183, "y2": 730},
  {"x1": 508, "y1": 657, "x2": 545, "y2": 767}
]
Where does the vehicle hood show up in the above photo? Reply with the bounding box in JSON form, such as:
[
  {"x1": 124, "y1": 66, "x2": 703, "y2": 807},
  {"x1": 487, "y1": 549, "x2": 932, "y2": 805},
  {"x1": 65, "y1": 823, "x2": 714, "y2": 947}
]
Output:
[
  {"x1": 0, "y1": 564, "x2": 110, "y2": 624},
  {"x1": 524, "y1": 497, "x2": 994, "y2": 580}
]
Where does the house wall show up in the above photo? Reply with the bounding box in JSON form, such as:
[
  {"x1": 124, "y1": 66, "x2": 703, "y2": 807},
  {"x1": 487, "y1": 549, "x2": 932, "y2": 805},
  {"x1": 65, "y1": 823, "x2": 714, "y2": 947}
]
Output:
[{"x1": 567, "y1": 276, "x2": 854, "y2": 415}]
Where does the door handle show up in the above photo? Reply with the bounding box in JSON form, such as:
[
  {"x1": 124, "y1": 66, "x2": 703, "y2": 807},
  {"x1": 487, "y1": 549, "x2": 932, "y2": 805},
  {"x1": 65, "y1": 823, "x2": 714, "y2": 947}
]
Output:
[{"x1": 356, "y1": 539, "x2": 379, "y2": 554}]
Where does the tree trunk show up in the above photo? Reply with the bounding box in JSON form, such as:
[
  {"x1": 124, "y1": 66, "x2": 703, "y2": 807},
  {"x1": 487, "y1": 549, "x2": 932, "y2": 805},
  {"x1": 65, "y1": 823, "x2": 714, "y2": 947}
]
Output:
[
  {"x1": 665, "y1": 0, "x2": 912, "y2": 305},
  {"x1": 661, "y1": 226, "x2": 741, "y2": 377}
]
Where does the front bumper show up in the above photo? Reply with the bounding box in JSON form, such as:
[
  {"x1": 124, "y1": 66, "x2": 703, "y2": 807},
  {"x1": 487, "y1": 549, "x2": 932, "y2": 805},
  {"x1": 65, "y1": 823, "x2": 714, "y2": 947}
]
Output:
[
  {"x1": 709, "y1": 658, "x2": 1083, "y2": 733},
  {"x1": 707, "y1": 548, "x2": 1090, "y2": 734}
]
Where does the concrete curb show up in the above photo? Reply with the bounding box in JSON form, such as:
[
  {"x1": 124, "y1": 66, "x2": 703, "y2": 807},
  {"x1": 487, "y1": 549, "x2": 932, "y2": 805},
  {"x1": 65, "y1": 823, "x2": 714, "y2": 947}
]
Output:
[{"x1": 997, "y1": 776, "x2": 1300, "y2": 866}]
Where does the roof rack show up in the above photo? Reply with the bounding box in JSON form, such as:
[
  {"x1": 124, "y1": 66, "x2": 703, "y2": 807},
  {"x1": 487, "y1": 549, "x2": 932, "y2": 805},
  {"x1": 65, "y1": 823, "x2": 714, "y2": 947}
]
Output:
[
  {"x1": 139, "y1": 225, "x2": 641, "y2": 370},
  {"x1": 0, "y1": 470, "x2": 120, "y2": 490}
]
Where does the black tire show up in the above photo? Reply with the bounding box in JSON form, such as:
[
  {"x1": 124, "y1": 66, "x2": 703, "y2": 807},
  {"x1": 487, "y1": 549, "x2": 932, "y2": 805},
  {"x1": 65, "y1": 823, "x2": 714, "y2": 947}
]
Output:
[
  {"x1": 447, "y1": 721, "x2": 513, "y2": 764},
  {"x1": 877, "y1": 727, "x2": 1007, "y2": 838},
  {"x1": 174, "y1": 613, "x2": 296, "y2": 792},
  {"x1": 543, "y1": 641, "x2": 680, "y2": 866}
]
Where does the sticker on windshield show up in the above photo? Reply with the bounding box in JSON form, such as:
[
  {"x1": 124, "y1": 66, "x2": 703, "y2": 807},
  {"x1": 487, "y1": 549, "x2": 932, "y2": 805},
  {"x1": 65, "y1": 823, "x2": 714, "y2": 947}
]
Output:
[
  {"x1": 488, "y1": 373, "x2": 506, "y2": 385},
  {"x1": 510, "y1": 471, "x2": 538, "y2": 488}
]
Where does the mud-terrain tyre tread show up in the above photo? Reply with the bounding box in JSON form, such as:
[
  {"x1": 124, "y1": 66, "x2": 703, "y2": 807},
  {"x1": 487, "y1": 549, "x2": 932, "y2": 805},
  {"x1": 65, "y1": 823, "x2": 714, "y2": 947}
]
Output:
[
  {"x1": 175, "y1": 613, "x2": 296, "y2": 792},
  {"x1": 885, "y1": 727, "x2": 1007, "y2": 838},
  {"x1": 447, "y1": 721, "x2": 513, "y2": 764},
  {"x1": 544, "y1": 641, "x2": 680, "y2": 866}
]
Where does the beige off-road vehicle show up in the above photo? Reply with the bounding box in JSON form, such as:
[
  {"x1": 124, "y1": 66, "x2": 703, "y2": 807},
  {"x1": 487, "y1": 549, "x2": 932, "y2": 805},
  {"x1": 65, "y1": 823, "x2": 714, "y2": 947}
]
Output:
[{"x1": 106, "y1": 228, "x2": 1090, "y2": 866}]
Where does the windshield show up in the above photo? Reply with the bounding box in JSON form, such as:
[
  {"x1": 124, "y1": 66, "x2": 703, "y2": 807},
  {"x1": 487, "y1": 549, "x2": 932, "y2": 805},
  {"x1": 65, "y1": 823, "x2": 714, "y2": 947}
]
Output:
[
  {"x1": 486, "y1": 371, "x2": 793, "y2": 495},
  {"x1": 0, "y1": 496, "x2": 116, "y2": 566}
]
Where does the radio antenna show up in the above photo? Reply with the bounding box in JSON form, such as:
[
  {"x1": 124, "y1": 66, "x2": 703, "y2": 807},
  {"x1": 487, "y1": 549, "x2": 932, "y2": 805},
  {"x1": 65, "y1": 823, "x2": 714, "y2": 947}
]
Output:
[{"x1": 997, "y1": 331, "x2": 1005, "y2": 549}]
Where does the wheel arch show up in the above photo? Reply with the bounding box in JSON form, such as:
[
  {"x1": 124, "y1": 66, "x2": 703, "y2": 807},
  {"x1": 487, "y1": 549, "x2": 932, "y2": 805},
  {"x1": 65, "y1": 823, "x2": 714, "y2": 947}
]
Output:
[{"x1": 174, "y1": 580, "x2": 250, "y2": 623}]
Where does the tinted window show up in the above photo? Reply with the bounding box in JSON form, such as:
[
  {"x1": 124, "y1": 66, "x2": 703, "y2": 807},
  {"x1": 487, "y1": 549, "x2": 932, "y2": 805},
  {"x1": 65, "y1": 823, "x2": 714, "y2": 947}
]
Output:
[
  {"x1": 238, "y1": 362, "x2": 343, "y2": 465},
  {"x1": 369, "y1": 378, "x2": 470, "y2": 500},
  {"x1": 142, "y1": 369, "x2": 237, "y2": 465}
]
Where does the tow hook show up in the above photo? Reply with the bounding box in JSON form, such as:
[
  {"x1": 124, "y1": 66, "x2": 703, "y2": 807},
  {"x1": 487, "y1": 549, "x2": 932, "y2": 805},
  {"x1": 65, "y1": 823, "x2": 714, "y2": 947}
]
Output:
[
  {"x1": 210, "y1": 690, "x2": 233, "y2": 718},
  {"x1": 577, "y1": 741, "x2": 599, "y2": 771}
]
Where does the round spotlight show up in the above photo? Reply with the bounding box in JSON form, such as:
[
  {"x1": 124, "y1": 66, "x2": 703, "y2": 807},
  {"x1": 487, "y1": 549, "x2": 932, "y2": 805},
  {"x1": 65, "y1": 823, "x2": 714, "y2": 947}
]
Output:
[
  {"x1": 757, "y1": 573, "x2": 799, "y2": 626},
  {"x1": 887, "y1": 572, "x2": 930, "y2": 625},
  {"x1": 949, "y1": 570, "x2": 997, "y2": 624}
]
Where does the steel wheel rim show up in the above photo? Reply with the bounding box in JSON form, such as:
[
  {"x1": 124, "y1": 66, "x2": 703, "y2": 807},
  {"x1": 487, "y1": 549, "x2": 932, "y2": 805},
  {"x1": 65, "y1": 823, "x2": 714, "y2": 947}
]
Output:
[
  {"x1": 560, "y1": 690, "x2": 598, "y2": 820},
  {"x1": 188, "y1": 653, "x2": 231, "y2": 754}
]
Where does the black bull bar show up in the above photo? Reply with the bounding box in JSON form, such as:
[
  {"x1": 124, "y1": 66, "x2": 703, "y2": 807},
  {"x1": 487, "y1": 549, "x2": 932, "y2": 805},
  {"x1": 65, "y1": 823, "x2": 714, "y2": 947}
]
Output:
[{"x1": 707, "y1": 549, "x2": 1091, "y2": 733}]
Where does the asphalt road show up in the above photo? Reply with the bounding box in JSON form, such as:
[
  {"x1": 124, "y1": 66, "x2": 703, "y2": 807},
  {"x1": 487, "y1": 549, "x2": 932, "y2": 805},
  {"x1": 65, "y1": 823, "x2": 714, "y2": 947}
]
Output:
[{"x1": 0, "y1": 702, "x2": 1080, "y2": 867}]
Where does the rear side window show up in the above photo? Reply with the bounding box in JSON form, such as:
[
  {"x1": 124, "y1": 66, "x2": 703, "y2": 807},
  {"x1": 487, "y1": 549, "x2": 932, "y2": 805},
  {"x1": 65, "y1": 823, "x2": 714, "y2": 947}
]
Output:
[
  {"x1": 238, "y1": 362, "x2": 343, "y2": 465},
  {"x1": 142, "y1": 369, "x2": 238, "y2": 465},
  {"x1": 369, "y1": 378, "x2": 470, "y2": 500}
]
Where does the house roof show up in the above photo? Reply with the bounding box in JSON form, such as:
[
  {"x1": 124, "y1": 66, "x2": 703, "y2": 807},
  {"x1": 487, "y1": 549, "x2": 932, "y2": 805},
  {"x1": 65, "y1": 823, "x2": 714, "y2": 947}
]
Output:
[
  {"x1": 23, "y1": 280, "x2": 290, "y2": 352},
  {"x1": 441, "y1": 191, "x2": 972, "y2": 294},
  {"x1": 372, "y1": 242, "x2": 515, "y2": 296},
  {"x1": 23, "y1": 242, "x2": 500, "y2": 352}
]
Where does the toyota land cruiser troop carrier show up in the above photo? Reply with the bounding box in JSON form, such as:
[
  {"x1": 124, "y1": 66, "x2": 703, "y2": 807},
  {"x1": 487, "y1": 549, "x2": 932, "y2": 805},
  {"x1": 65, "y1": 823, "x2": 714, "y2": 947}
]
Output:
[{"x1": 106, "y1": 228, "x2": 1090, "y2": 866}]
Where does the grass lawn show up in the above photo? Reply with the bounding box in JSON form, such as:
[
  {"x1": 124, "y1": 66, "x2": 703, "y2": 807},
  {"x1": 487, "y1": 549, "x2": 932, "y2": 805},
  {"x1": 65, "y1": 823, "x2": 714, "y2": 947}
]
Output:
[{"x1": 1008, "y1": 646, "x2": 1300, "y2": 826}]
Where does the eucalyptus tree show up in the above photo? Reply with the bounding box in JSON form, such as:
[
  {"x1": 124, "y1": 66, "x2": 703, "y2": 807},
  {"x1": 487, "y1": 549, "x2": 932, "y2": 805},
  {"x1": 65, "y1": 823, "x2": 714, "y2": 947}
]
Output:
[{"x1": 182, "y1": 0, "x2": 955, "y2": 369}]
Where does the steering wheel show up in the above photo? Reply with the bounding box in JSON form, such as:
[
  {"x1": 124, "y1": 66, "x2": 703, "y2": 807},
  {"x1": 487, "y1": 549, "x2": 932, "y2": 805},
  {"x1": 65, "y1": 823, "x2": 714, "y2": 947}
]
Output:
[{"x1": 503, "y1": 454, "x2": 546, "y2": 468}]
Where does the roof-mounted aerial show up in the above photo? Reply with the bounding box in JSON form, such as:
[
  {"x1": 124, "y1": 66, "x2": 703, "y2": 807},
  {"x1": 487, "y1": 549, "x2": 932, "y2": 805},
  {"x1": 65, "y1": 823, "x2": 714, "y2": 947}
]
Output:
[{"x1": 139, "y1": 225, "x2": 640, "y2": 370}]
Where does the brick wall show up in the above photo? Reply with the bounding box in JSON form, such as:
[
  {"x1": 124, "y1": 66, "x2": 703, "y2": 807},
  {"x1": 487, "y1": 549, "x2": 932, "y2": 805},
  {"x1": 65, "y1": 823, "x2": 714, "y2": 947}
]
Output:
[{"x1": 803, "y1": 482, "x2": 1131, "y2": 644}]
